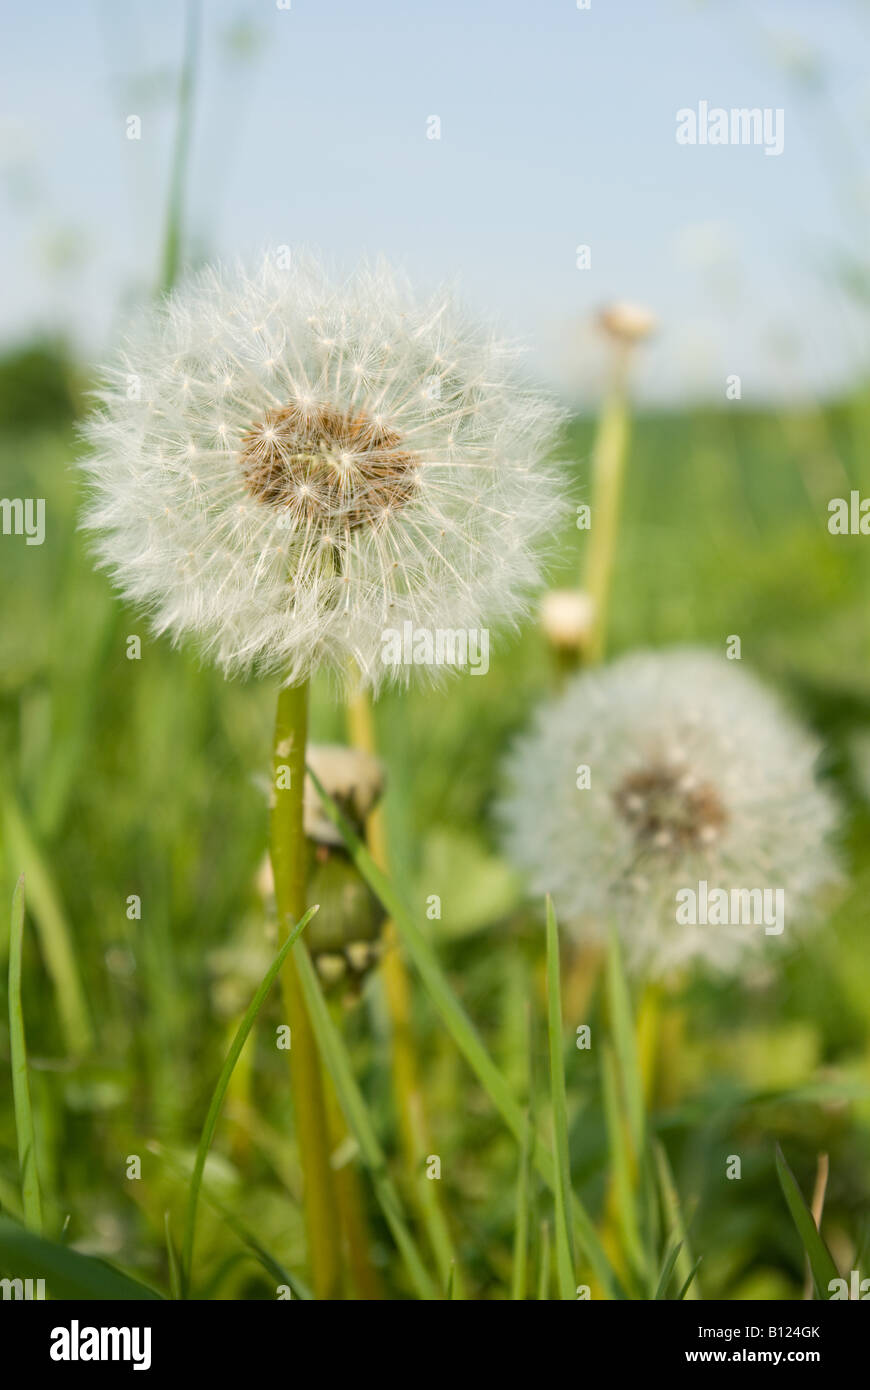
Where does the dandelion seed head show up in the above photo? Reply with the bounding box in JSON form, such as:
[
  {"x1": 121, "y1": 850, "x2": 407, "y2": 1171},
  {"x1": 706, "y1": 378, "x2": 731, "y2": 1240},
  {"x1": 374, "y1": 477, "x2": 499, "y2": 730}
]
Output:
[
  {"x1": 240, "y1": 401, "x2": 419, "y2": 531},
  {"x1": 498, "y1": 648, "x2": 840, "y2": 979},
  {"x1": 80, "y1": 251, "x2": 564, "y2": 686}
]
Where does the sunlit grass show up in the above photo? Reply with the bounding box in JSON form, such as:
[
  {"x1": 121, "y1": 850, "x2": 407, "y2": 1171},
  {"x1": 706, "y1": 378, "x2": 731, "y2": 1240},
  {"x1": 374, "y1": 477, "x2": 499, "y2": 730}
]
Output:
[{"x1": 1, "y1": 394, "x2": 870, "y2": 1298}]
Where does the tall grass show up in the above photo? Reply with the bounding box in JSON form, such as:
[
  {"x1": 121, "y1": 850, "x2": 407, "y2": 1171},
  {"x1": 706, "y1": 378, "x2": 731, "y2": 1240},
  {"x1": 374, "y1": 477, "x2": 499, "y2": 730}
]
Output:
[{"x1": 1, "y1": 395, "x2": 869, "y2": 1297}]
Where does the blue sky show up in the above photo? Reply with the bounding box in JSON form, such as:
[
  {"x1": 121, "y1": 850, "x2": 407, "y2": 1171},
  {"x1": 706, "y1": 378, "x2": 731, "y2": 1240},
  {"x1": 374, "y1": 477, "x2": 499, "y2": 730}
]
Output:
[{"x1": 3, "y1": 0, "x2": 869, "y2": 402}]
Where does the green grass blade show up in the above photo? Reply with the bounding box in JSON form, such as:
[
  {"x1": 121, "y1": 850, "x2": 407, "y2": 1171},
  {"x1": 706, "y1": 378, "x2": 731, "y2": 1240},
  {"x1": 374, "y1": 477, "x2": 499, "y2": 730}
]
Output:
[
  {"x1": 537, "y1": 1220, "x2": 551, "y2": 1300},
  {"x1": 606, "y1": 928, "x2": 644, "y2": 1158},
  {"x1": 674, "y1": 1255, "x2": 703, "y2": 1301},
  {"x1": 307, "y1": 766, "x2": 618, "y2": 1297},
  {"x1": 308, "y1": 766, "x2": 521, "y2": 1127},
  {"x1": 292, "y1": 940, "x2": 438, "y2": 1300},
  {"x1": 8, "y1": 877, "x2": 42, "y2": 1233},
  {"x1": 0, "y1": 1170, "x2": 24, "y2": 1220},
  {"x1": 164, "y1": 1211, "x2": 182, "y2": 1300},
  {"x1": 601, "y1": 1041, "x2": 644, "y2": 1286},
  {"x1": 653, "y1": 1139, "x2": 700, "y2": 1300},
  {"x1": 2, "y1": 799, "x2": 93, "y2": 1055},
  {"x1": 511, "y1": 1108, "x2": 532, "y2": 1301},
  {"x1": 0, "y1": 1217, "x2": 162, "y2": 1299},
  {"x1": 775, "y1": 1144, "x2": 839, "y2": 1298},
  {"x1": 546, "y1": 896, "x2": 575, "y2": 1300},
  {"x1": 35, "y1": 600, "x2": 118, "y2": 840},
  {"x1": 198, "y1": 1203, "x2": 312, "y2": 1301},
  {"x1": 653, "y1": 1238, "x2": 682, "y2": 1299},
  {"x1": 158, "y1": 0, "x2": 201, "y2": 294},
  {"x1": 151, "y1": 1141, "x2": 312, "y2": 1299},
  {"x1": 180, "y1": 904, "x2": 318, "y2": 1296}
]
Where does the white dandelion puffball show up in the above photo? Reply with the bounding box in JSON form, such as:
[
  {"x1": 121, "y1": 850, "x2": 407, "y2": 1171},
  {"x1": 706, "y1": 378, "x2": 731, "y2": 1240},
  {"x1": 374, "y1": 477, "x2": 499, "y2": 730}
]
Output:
[
  {"x1": 498, "y1": 649, "x2": 840, "y2": 978},
  {"x1": 80, "y1": 252, "x2": 563, "y2": 687}
]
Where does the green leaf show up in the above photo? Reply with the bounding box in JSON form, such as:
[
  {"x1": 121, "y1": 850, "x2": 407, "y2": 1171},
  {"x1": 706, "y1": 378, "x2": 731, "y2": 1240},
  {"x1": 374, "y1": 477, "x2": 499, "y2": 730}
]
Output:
[
  {"x1": 775, "y1": 1144, "x2": 839, "y2": 1299},
  {"x1": 546, "y1": 896, "x2": 575, "y2": 1300},
  {"x1": 8, "y1": 877, "x2": 42, "y2": 1232},
  {"x1": 307, "y1": 765, "x2": 618, "y2": 1298},
  {"x1": 181, "y1": 904, "x2": 318, "y2": 1296},
  {"x1": 0, "y1": 1218, "x2": 162, "y2": 1300}
]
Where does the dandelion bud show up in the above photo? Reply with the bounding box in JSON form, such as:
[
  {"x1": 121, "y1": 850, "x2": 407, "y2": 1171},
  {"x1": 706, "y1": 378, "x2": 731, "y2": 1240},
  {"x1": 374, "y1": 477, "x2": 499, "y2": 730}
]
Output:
[
  {"x1": 305, "y1": 852, "x2": 386, "y2": 999},
  {"x1": 597, "y1": 301, "x2": 656, "y2": 346},
  {"x1": 303, "y1": 743, "x2": 384, "y2": 847},
  {"x1": 540, "y1": 588, "x2": 596, "y2": 654}
]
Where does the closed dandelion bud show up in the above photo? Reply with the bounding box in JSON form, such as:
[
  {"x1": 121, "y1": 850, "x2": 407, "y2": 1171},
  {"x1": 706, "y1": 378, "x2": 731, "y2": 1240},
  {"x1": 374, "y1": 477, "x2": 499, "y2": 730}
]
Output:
[
  {"x1": 540, "y1": 588, "x2": 596, "y2": 655},
  {"x1": 597, "y1": 301, "x2": 656, "y2": 347},
  {"x1": 306, "y1": 849, "x2": 385, "y2": 1000},
  {"x1": 257, "y1": 741, "x2": 386, "y2": 996},
  {"x1": 303, "y1": 743, "x2": 386, "y2": 996},
  {"x1": 303, "y1": 743, "x2": 384, "y2": 847},
  {"x1": 315, "y1": 953, "x2": 348, "y2": 988}
]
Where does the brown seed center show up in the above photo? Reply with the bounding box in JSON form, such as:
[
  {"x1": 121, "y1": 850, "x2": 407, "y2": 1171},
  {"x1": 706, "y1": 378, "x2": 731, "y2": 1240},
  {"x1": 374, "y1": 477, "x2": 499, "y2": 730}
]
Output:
[
  {"x1": 612, "y1": 764, "x2": 726, "y2": 852},
  {"x1": 239, "y1": 401, "x2": 418, "y2": 533}
]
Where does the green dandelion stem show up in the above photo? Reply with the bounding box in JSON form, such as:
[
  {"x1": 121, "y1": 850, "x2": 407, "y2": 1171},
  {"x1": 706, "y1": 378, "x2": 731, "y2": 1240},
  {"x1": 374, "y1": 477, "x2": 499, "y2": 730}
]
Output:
[
  {"x1": 583, "y1": 358, "x2": 631, "y2": 662},
  {"x1": 270, "y1": 678, "x2": 343, "y2": 1300}
]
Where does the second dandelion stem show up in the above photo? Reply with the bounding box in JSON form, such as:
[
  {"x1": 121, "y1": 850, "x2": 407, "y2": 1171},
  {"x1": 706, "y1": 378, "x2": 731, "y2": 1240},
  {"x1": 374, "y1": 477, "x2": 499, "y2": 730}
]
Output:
[
  {"x1": 270, "y1": 678, "x2": 342, "y2": 1299},
  {"x1": 583, "y1": 354, "x2": 631, "y2": 664},
  {"x1": 346, "y1": 687, "x2": 459, "y2": 1294}
]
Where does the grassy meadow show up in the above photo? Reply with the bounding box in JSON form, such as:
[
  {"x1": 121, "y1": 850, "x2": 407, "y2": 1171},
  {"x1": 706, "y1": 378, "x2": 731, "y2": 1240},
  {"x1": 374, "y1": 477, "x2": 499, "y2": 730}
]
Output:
[{"x1": 1, "y1": 352, "x2": 869, "y2": 1300}]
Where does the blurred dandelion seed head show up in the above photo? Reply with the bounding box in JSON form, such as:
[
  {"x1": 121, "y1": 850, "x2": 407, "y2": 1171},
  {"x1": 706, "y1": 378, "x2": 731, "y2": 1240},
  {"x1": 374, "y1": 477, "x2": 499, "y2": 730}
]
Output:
[
  {"x1": 80, "y1": 251, "x2": 564, "y2": 688},
  {"x1": 612, "y1": 763, "x2": 728, "y2": 853},
  {"x1": 498, "y1": 648, "x2": 840, "y2": 978}
]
